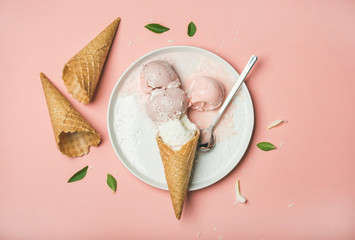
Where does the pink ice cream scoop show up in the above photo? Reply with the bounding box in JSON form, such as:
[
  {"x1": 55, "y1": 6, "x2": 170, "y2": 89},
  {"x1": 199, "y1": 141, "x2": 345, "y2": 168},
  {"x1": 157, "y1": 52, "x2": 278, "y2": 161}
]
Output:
[
  {"x1": 185, "y1": 74, "x2": 225, "y2": 111},
  {"x1": 140, "y1": 60, "x2": 181, "y2": 93},
  {"x1": 145, "y1": 88, "x2": 188, "y2": 124}
]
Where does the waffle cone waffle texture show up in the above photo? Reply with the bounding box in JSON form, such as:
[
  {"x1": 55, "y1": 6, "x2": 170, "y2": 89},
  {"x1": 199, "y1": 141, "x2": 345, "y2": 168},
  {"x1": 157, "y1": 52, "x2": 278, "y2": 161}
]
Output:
[
  {"x1": 40, "y1": 73, "x2": 101, "y2": 157},
  {"x1": 62, "y1": 18, "x2": 120, "y2": 104},
  {"x1": 156, "y1": 130, "x2": 200, "y2": 220}
]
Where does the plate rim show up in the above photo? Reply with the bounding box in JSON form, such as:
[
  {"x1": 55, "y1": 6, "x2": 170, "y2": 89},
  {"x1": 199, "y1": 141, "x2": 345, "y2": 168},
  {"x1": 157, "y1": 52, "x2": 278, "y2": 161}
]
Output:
[{"x1": 107, "y1": 45, "x2": 254, "y2": 191}]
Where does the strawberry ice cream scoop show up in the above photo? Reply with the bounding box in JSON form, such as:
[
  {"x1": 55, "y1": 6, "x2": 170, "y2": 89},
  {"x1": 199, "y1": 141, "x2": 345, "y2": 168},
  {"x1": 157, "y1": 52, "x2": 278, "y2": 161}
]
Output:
[
  {"x1": 185, "y1": 74, "x2": 225, "y2": 111},
  {"x1": 140, "y1": 60, "x2": 181, "y2": 93},
  {"x1": 145, "y1": 88, "x2": 188, "y2": 124}
]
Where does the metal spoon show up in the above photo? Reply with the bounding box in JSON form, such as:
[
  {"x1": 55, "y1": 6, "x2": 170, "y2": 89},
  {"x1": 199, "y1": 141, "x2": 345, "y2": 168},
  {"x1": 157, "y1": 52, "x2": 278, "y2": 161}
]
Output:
[{"x1": 198, "y1": 55, "x2": 258, "y2": 152}]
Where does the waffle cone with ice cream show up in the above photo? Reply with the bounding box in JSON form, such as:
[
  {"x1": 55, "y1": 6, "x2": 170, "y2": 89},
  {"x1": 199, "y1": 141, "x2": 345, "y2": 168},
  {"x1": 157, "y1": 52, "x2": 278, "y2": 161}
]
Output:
[
  {"x1": 141, "y1": 60, "x2": 199, "y2": 219},
  {"x1": 62, "y1": 17, "x2": 120, "y2": 104},
  {"x1": 40, "y1": 73, "x2": 101, "y2": 157},
  {"x1": 156, "y1": 130, "x2": 199, "y2": 219}
]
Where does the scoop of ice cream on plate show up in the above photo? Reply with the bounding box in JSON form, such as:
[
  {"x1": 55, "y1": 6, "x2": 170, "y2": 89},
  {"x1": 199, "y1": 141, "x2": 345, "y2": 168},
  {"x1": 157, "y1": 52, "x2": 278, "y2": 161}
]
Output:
[
  {"x1": 140, "y1": 60, "x2": 181, "y2": 93},
  {"x1": 145, "y1": 87, "x2": 188, "y2": 124},
  {"x1": 185, "y1": 74, "x2": 225, "y2": 112}
]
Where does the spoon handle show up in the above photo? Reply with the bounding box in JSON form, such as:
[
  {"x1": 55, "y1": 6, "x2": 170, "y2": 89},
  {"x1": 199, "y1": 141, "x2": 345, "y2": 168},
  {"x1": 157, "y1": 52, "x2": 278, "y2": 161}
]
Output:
[{"x1": 210, "y1": 55, "x2": 258, "y2": 130}]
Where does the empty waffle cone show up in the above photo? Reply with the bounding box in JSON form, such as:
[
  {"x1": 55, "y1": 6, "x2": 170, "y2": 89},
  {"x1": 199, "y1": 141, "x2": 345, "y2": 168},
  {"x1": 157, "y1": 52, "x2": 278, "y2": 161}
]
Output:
[
  {"x1": 62, "y1": 17, "x2": 120, "y2": 104},
  {"x1": 156, "y1": 130, "x2": 200, "y2": 220},
  {"x1": 40, "y1": 73, "x2": 101, "y2": 157}
]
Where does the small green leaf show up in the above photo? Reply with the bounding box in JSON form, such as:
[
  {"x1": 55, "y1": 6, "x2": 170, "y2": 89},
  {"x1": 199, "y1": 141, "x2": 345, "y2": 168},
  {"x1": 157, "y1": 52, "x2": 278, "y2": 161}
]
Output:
[
  {"x1": 257, "y1": 142, "x2": 276, "y2": 151},
  {"x1": 68, "y1": 166, "x2": 88, "y2": 183},
  {"x1": 107, "y1": 174, "x2": 117, "y2": 192},
  {"x1": 187, "y1": 21, "x2": 197, "y2": 37},
  {"x1": 144, "y1": 23, "x2": 170, "y2": 33}
]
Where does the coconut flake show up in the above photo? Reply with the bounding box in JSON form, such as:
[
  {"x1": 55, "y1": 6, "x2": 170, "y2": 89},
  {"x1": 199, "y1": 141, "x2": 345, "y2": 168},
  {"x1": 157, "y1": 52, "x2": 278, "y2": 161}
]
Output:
[
  {"x1": 288, "y1": 204, "x2": 295, "y2": 208},
  {"x1": 235, "y1": 180, "x2": 247, "y2": 204},
  {"x1": 267, "y1": 119, "x2": 285, "y2": 129},
  {"x1": 168, "y1": 39, "x2": 176, "y2": 43}
]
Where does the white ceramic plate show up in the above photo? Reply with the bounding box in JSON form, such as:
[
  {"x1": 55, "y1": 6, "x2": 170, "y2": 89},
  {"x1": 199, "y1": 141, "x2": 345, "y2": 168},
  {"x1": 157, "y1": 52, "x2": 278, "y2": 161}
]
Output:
[{"x1": 107, "y1": 46, "x2": 254, "y2": 191}]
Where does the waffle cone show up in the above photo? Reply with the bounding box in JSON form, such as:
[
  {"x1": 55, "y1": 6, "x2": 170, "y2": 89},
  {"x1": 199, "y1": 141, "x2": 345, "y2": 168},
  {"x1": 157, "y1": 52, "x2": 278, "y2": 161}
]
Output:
[
  {"x1": 40, "y1": 73, "x2": 101, "y2": 157},
  {"x1": 62, "y1": 17, "x2": 120, "y2": 104},
  {"x1": 156, "y1": 130, "x2": 200, "y2": 220}
]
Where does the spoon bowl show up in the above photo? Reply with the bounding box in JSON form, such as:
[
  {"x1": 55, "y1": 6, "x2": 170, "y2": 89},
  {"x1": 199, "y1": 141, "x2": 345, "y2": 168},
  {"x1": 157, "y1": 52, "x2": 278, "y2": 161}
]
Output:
[{"x1": 198, "y1": 128, "x2": 215, "y2": 152}]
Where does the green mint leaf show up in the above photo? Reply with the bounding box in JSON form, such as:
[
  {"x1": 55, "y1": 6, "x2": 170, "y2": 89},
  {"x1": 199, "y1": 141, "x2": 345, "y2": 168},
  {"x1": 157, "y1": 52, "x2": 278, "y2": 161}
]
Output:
[
  {"x1": 107, "y1": 174, "x2": 117, "y2": 192},
  {"x1": 187, "y1": 21, "x2": 197, "y2": 37},
  {"x1": 144, "y1": 23, "x2": 170, "y2": 33},
  {"x1": 257, "y1": 142, "x2": 276, "y2": 151},
  {"x1": 68, "y1": 166, "x2": 88, "y2": 183}
]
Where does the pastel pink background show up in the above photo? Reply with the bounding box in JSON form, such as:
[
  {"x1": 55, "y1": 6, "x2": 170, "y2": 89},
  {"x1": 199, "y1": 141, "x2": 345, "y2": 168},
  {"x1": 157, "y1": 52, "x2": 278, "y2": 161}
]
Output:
[{"x1": 1, "y1": 0, "x2": 354, "y2": 239}]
